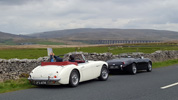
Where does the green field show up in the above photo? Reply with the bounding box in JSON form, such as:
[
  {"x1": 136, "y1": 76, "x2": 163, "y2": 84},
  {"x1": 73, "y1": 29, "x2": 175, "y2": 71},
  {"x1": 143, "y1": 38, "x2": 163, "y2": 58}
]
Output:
[
  {"x1": 0, "y1": 39, "x2": 66, "y2": 45},
  {"x1": 0, "y1": 43, "x2": 178, "y2": 59}
]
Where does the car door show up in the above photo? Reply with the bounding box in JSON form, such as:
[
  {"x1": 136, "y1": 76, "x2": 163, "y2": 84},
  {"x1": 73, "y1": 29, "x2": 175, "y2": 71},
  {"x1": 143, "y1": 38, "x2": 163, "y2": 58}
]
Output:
[
  {"x1": 141, "y1": 59, "x2": 149, "y2": 69},
  {"x1": 92, "y1": 61, "x2": 102, "y2": 77},
  {"x1": 137, "y1": 58, "x2": 147, "y2": 70},
  {"x1": 135, "y1": 58, "x2": 145, "y2": 70},
  {"x1": 80, "y1": 62, "x2": 96, "y2": 81}
]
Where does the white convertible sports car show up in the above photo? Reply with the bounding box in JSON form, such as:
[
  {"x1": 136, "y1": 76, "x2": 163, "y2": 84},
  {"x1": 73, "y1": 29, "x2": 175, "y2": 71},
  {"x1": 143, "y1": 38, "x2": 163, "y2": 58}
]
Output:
[{"x1": 28, "y1": 53, "x2": 109, "y2": 87}]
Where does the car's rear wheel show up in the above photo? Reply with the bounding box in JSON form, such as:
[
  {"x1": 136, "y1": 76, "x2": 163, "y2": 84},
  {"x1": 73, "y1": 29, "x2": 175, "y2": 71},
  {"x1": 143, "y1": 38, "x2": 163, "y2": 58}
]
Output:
[
  {"x1": 69, "y1": 70, "x2": 79, "y2": 87},
  {"x1": 147, "y1": 62, "x2": 152, "y2": 72},
  {"x1": 129, "y1": 63, "x2": 137, "y2": 75},
  {"x1": 99, "y1": 65, "x2": 109, "y2": 81}
]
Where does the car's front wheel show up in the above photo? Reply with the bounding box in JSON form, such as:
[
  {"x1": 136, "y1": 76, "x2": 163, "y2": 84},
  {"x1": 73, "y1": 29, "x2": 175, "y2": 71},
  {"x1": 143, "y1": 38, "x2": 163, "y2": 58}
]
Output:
[
  {"x1": 99, "y1": 65, "x2": 109, "y2": 81},
  {"x1": 129, "y1": 63, "x2": 137, "y2": 75},
  {"x1": 69, "y1": 70, "x2": 79, "y2": 87}
]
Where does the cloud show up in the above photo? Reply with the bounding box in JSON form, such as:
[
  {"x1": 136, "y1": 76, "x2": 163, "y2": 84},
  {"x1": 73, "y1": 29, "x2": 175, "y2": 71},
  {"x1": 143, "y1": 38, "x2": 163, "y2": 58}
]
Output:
[
  {"x1": 0, "y1": 0, "x2": 45, "y2": 5},
  {"x1": 0, "y1": 0, "x2": 178, "y2": 34}
]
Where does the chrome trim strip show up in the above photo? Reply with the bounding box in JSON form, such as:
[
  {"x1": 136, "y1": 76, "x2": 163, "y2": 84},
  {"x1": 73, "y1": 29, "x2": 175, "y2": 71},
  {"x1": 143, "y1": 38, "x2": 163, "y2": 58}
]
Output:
[{"x1": 28, "y1": 77, "x2": 61, "y2": 81}]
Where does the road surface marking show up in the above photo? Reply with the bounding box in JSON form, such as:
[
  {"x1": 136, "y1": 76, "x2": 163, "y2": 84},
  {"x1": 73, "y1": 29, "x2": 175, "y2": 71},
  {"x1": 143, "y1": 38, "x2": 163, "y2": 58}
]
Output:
[{"x1": 161, "y1": 82, "x2": 178, "y2": 89}]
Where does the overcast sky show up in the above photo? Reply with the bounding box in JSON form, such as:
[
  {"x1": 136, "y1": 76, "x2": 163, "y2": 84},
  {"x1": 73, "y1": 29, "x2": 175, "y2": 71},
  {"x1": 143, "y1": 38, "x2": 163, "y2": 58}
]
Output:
[{"x1": 0, "y1": 0, "x2": 178, "y2": 34}]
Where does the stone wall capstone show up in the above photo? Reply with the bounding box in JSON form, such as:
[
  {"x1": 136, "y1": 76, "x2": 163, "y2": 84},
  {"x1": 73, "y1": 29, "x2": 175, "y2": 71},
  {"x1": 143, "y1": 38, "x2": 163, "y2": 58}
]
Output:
[{"x1": 0, "y1": 50, "x2": 178, "y2": 82}]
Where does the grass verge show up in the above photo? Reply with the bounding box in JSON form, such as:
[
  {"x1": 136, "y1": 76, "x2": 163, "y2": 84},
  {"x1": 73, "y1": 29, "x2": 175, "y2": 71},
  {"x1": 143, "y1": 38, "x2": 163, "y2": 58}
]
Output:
[
  {"x1": 152, "y1": 59, "x2": 178, "y2": 68},
  {"x1": 0, "y1": 78, "x2": 36, "y2": 94}
]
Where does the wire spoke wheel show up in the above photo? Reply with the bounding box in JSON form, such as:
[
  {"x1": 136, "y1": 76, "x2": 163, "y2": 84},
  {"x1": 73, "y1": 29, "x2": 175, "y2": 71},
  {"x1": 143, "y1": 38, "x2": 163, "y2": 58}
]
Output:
[
  {"x1": 72, "y1": 73, "x2": 78, "y2": 85},
  {"x1": 132, "y1": 65, "x2": 137, "y2": 74},
  {"x1": 69, "y1": 70, "x2": 79, "y2": 87},
  {"x1": 99, "y1": 65, "x2": 109, "y2": 81},
  {"x1": 102, "y1": 68, "x2": 109, "y2": 79},
  {"x1": 130, "y1": 63, "x2": 137, "y2": 75}
]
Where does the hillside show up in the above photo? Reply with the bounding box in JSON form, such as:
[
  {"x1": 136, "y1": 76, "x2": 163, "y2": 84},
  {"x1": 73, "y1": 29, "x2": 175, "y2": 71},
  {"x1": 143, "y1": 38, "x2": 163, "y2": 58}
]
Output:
[
  {"x1": 0, "y1": 31, "x2": 20, "y2": 39},
  {"x1": 29, "y1": 28, "x2": 178, "y2": 40},
  {"x1": 0, "y1": 31, "x2": 32, "y2": 39},
  {"x1": 0, "y1": 31, "x2": 68, "y2": 45},
  {"x1": 1, "y1": 28, "x2": 178, "y2": 45},
  {"x1": 0, "y1": 31, "x2": 37, "y2": 45}
]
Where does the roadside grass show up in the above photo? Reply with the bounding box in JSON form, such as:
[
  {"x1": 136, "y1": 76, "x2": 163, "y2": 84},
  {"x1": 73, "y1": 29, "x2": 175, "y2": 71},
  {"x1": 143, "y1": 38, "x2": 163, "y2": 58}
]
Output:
[
  {"x1": 152, "y1": 59, "x2": 178, "y2": 68},
  {"x1": 0, "y1": 78, "x2": 36, "y2": 93}
]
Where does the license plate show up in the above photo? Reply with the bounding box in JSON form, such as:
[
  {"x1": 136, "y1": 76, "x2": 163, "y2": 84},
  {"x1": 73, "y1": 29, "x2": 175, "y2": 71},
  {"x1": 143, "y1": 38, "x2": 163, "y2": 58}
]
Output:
[
  {"x1": 110, "y1": 66, "x2": 119, "y2": 69},
  {"x1": 110, "y1": 66, "x2": 114, "y2": 69},
  {"x1": 35, "y1": 81, "x2": 47, "y2": 85}
]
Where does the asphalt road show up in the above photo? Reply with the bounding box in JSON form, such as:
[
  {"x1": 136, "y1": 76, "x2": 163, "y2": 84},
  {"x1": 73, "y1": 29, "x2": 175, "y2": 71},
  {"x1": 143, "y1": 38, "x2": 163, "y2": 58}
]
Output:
[{"x1": 0, "y1": 64, "x2": 178, "y2": 100}]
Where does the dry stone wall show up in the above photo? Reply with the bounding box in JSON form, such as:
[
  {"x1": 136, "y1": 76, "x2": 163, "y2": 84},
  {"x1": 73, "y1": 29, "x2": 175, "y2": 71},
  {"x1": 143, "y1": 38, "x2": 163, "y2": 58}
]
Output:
[
  {"x1": 0, "y1": 50, "x2": 178, "y2": 82},
  {"x1": 0, "y1": 57, "x2": 49, "y2": 82},
  {"x1": 115, "y1": 50, "x2": 178, "y2": 62}
]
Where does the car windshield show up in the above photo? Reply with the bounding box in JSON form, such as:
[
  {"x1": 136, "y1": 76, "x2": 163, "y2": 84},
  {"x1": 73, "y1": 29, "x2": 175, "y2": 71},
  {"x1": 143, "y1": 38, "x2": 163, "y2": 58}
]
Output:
[
  {"x1": 73, "y1": 54, "x2": 83, "y2": 61},
  {"x1": 63, "y1": 53, "x2": 87, "y2": 63}
]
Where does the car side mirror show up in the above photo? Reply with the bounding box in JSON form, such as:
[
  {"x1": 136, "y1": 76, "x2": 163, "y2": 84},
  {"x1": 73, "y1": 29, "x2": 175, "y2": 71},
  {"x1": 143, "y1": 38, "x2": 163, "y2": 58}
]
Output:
[
  {"x1": 127, "y1": 56, "x2": 131, "y2": 58},
  {"x1": 140, "y1": 56, "x2": 144, "y2": 59}
]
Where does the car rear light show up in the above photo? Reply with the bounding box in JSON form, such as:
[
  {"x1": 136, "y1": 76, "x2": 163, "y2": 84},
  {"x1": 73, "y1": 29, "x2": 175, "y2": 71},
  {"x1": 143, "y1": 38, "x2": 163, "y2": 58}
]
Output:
[
  {"x1": 122, "y1": 62, "x2": 125, "y2": 65},
  {"x1": 54, "y1": 76, "x2": 57, "y2": 78}
]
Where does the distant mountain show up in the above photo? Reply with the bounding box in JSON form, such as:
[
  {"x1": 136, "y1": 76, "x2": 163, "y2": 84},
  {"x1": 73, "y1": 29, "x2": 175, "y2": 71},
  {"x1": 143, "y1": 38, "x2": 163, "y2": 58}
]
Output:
[
  {"x1": 29, "y1": 28, "x2": 178, "y2": 40},
  {"x1": 0, "y1": 31, "x2": 34, "y2": 45},
  {"x1": 0, "y1": 31, "x2": 69, "y2": 45},
  {"x1": 1, "y1": 28, "x2": 178, "y2": 45},
  {"x1": 0, "y1": 31, "x2": 29, "y2": 39},
  {"x1": 0, "y1": 31, "x2": 19, "y2": 39}
]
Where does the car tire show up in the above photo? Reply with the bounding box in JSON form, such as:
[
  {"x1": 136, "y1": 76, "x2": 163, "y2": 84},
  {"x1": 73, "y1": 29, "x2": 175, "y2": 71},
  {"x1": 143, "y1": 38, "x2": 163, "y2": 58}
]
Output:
[
  {"x1": 99, "y1": 65, "x2": 109, "y2": 81},
  {"x1": 69, "y1": 70, "x2": 79, "y2": 87},
  {"x1": 147, "y1": 62, "x2": 152, "y2": 72},
  {"x1": 129, "y1": 63, "x2": 137, "y2": 75}
]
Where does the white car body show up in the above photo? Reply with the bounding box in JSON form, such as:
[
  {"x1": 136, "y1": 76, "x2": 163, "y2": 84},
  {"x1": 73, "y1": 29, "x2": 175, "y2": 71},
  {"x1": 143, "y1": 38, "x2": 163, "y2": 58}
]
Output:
[{"x1": 28, "y1": 54, "x2": 108, "y2": 86}]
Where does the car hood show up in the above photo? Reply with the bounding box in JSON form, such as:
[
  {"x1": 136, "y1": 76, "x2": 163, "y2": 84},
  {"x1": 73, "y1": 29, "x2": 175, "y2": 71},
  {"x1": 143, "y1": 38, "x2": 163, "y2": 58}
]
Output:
[{"x1": 107, "y1": 58, "x2": 135, "y2": 63}]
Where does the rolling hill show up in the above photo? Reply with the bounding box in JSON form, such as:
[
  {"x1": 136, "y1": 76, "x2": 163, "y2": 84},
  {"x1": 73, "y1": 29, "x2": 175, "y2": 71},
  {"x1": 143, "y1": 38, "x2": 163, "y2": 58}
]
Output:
[
  {"x1": 0, "y1": 31, "x2": 67, "y2": 45},
  {"x1": 0, "y1": 31, "x2": 23, "y2": 39},
  {"x1": 29, "y1": 28, "x2": 178, "y2": 40},
  {"x1": 1, "y1": 28, "x2": 178, "y2": 45},
  {"x1": 0, "y1": 31, "x2": 34, "y2": 45}
]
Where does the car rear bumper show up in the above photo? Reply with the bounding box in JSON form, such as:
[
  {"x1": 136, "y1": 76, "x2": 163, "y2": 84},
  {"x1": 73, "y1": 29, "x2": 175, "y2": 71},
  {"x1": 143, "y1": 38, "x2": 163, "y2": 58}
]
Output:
[
  {"x1": 28, "y1": 77, "x2": 61, "y2": 81},
  {"x1": 28, "y1": 77, "x2": 61, "y2": 85}
]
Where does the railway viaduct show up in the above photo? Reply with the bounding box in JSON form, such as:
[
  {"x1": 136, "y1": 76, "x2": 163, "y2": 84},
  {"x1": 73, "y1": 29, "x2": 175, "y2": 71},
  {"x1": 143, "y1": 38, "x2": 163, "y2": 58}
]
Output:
[{"x1": 73, "y1": 40, "x2": 162, "y2": 44}]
